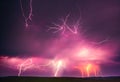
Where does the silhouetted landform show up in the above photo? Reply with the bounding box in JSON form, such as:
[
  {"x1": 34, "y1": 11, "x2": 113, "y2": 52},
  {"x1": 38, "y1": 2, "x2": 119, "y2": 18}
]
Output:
[{"x1": 1, "y1": 76, "x2": 120, "y2": 82}]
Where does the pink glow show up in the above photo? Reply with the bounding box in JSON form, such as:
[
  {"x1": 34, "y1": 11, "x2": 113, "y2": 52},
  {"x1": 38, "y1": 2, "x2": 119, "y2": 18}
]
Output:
[{"x1": 0, "y1": 14, "x2": 118, "y2": 77}]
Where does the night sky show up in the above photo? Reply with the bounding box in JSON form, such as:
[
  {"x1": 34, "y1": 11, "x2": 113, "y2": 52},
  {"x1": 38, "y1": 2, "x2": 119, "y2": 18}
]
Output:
[{"x1": 0, "y1": 0, "x2": 120, "y2": 77}]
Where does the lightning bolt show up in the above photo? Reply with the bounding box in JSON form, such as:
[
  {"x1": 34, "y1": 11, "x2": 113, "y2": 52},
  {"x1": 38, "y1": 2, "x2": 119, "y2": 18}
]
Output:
[
  {"x1": 53, "y1": 60, "x2": 63, "y2": 77},
  {"x1": 20, "y1": 0, "x2": 33, "y2": 29},
  {"x1": 48, "y1": 14, "x2": 80, "y2": 34},
  {"x1": 18, "y1": 58, "x2": 33, "y2": 76}
]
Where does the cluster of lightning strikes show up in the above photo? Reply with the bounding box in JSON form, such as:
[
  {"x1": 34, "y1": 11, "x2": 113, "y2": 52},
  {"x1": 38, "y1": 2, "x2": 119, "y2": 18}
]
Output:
[
  {"x1": 20, "y1": 0, "x2": 33, "y2": 28},
  {"x1": 17, "y1": 58, "x2": 65, "y2": 76},
  {"x1": 0, "y1": 0, "x2": 118, "y2": 78},
  {"x1": 0, "y1": 12, "x2": 115, "y2": 77},
  {"x1": 0, "y1": 17, "x2": 115, "y2": 77},
  {"x1": 74, "y1": 63, "x2": 100, "y2": 77}
]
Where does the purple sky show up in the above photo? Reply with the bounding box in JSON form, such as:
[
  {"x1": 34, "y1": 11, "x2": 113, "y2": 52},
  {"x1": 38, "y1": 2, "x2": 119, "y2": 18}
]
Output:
[{"x1": 0, "y1": 0, "x2": 120, "y2": 77}]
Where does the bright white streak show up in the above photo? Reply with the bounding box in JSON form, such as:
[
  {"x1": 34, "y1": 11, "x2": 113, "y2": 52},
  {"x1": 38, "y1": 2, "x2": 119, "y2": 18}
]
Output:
[{"x1": 53, "y1": 60, "x2": 63, "y2": 77}]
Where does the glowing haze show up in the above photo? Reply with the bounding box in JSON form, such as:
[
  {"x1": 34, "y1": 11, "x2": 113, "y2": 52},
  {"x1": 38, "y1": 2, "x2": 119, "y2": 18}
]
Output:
[{"x1": 0, "y1": 14, "x2": 118, "y2": 77}]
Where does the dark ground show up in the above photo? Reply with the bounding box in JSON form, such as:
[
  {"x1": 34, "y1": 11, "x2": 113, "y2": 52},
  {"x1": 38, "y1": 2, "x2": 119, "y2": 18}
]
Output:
[{"x1": 0, "y1": 76, "x2": 120, "y2": 82}]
